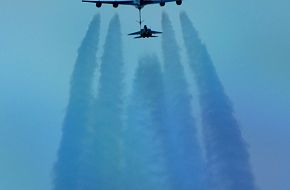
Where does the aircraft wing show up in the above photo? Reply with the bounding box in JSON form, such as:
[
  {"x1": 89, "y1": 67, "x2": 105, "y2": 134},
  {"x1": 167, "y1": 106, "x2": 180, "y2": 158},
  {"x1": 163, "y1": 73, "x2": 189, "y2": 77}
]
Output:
[
  {"x1": 82, "y1": 0, "x2": 135, "y2": 6},
  {"x1": 143, "y1": 0, "x2": 178, "y2": 5},
  {"x1": 128, "y1": 31, "x2": 141, "y2": 35},
  {"x1": 151, "y1": 30, "x2": 162, "y2": 34}
]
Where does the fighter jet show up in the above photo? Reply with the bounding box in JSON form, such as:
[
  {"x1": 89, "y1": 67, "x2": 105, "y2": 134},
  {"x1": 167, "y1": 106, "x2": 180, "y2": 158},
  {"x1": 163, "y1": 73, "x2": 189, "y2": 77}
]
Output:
[
  {"x1": 128, "y1": 25, "x2": 162, "y2": 39},
  {"x1": 82, "y1": 0, "x2": 182, "y2": 9}
]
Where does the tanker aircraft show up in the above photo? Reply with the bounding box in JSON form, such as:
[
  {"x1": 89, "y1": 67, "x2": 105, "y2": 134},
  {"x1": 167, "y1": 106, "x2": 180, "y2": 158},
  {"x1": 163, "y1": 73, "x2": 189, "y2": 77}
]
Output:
[{"x1": 82, "y1": 0, "x2": 182, "y2": 9}]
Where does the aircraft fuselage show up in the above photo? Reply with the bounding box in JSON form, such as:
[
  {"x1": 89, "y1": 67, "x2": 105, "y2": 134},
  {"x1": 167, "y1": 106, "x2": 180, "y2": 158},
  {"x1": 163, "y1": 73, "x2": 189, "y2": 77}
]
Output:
[{"x1": 134, "y1": 0, "x2": 144, "y2": 9}]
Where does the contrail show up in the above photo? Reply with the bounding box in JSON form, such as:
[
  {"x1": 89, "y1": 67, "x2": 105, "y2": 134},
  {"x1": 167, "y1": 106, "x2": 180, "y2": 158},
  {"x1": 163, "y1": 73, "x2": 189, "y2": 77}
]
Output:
[
  {"x1": 180, "y1": 12, "x2": 256, "y2": 190},
  {"x1": 161, "y1": 12, "x2": 204, "y2": 190},
  {"x1": 123, "y1": 55, "x2": 171, "y2": 190},
  {"x1": 90, "y1": 14, "x2": 125, "y2": 190},
  {"x1": 53, "y1": 14, "x2": 100, "y2": 190}
]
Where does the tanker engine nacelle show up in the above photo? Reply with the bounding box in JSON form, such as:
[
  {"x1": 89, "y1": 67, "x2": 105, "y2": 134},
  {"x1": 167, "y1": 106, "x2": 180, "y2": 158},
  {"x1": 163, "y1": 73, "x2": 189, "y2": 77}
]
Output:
[
  {"x1": 176, "y1": 0, "x2": 182, "y2": 5},
  {"x1": 95, "y1": 1, "x2": 102, "y2": 7},
  {"x1": 113, "y1": 2, "x2": 119, "y2": 8},
  {"x1": 160, "y1": 1, "x2": 165, "y2": 6}
]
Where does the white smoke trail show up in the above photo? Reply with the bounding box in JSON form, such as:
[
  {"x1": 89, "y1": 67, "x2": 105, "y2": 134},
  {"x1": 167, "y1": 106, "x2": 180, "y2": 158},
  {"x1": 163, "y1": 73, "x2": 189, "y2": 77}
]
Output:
[
  {"x1": 161, "y1": 12, "x2": 205, "y2": 190},
  {"x1": 180, "y1": 12, "x2": 256, "y2": 190},
  {"x1": 123, "y1": 54, "x2": 171, "y2": 190},
  {"x1": 90, "y1": 14, "x2": 125, "y2": 190},
  {"x1": 53, "y1": 14, "x2": 100, "y2": 190}
]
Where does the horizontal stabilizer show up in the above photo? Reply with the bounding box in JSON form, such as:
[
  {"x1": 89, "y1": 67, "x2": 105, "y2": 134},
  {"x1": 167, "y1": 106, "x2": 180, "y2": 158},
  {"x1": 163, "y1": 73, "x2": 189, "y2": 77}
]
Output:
[{"x1": 133, "y1": 35, "x2": 159, "y2": 39}]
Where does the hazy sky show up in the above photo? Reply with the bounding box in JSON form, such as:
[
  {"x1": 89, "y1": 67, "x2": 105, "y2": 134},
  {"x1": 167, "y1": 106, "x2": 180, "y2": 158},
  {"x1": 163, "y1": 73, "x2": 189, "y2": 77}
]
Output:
[{"x1": 0, "y1": 0, "x2": 289, "y2": 190}]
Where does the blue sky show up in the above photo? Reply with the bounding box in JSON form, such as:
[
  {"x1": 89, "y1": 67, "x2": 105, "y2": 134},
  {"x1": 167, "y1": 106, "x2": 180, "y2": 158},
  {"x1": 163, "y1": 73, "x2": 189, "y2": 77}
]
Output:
[{"x1": 0, "y1": 0, "x2": 290, "y2": 190}]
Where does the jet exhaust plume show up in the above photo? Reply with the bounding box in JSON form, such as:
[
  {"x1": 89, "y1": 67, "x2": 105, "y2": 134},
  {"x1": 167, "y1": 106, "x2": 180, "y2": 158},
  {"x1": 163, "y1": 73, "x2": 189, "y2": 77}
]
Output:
[
  {"x1": 53, "y1": 14, "x2": 100, "y2": 190},
  {"x1": 123, "y1": 55, "x2": 170, "y2": 190},
  {"x1": 161, "y1": 12, "x2": 204, "y2": 190},
  {"x1": 180, "y1": 12, "x2": 256, "y2": 190},
  {"x1": 90, "y1": 14, "x2": 125, "y2": 190}
]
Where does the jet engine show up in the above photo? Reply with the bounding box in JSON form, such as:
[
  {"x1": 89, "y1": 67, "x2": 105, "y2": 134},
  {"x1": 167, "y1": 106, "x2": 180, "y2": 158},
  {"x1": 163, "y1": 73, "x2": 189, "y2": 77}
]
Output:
[
  {"x1": 160, "y1": 1, "x2": 165, "y2": 6},
  {"x1": 95, "y1": 1, "x2": 102, "y2": 7},
  {"x1": 113, "y1": 2, "x2": 119, "y2": 8},
  {"x1": 176, "y1": 0, "x2": 182, "y2": 5}
]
